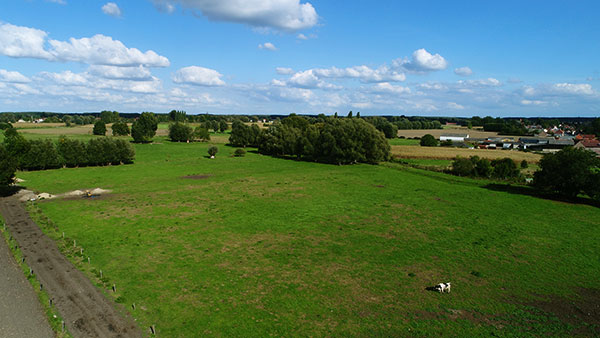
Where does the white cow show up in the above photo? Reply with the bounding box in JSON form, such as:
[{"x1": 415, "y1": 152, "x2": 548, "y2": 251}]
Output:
[{"x1": 434, "y1": 282, "x2": 451, "y2": 293}]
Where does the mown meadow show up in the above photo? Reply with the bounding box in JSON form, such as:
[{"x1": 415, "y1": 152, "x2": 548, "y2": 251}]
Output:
[{"x1": 10, "y1": 127, "x2": 600, "y2": 337}]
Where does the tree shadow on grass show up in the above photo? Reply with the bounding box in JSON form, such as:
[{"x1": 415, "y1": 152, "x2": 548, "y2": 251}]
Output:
[
  {"x1": 0, "y1": 185, "x2": 23, "y2": 197},
  {"x1": 483, "y1": 183, "x2": 600, "y2": 209}
]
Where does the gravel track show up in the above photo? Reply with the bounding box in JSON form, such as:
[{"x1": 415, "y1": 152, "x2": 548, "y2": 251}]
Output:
[
  {"x1": 0, "y1": 196, "x2": 142, "y2": 338},
  {"x1": 0, "y1": 221, "x2": 54, "y2": 338}
]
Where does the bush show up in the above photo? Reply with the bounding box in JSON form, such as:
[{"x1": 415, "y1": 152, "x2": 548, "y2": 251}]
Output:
[
  {"x1": 474, "y1": 157, "x2": 493, "y2": 178},
  {"x1": 233, "y1": 148, "x2": 246, "y2": 157},
  {"x1": 87, "y1": 137, "x2": 118, "y2": 166},
  {"x1": 208, "y1": 146, "x2": 218, "y2": 158},
  {"x1": 3, "y1": 128, "x2": 30, "y2": 169},
  {"x1": 219, "y1": 120, "x2": 228, "y2": 133},
  {"x1": 520, "y1": 160, "x2": 528, "y2": 169},
  {"x1": 193, "y1": 126, "x2": 210, "y2": 142},
  {"x1": 420, "y1": 134, "x2": 438, "y2": 147},
  {"x1": 491, "y1": 158, "x2": 520, "y2": 180},
  {"x1": 0, "y1": 122, "x2": 12, "y2": 130},
  {"x1": 93, "y1": 120, "x2": 106, "y2": 136},
  {"x1": 168, "y1": 122, "x2": 193, "y2": 142},
  {"x1": 114, "y1": 139, "x2": 135, "y2": 164},
  {"x1": 440, "y1": 140, "x2": 453, "y2": 147},
  {"x1": 131, "y1": 112, "x2": 158, "y2": 143},
  {"x1": 451, "y1": 157, "x2": 474, "y2": 176},
  {"x1": 111, "y1": 121, "x2": 130, "y2": 136},
  {"x1": 534, "y1": 147, "x2": 600, "y2": 199}
]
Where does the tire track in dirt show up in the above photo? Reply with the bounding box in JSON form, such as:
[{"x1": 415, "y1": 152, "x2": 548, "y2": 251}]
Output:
[{"x1": 0, "y1": 196, "x2": 142, "y2": 338}]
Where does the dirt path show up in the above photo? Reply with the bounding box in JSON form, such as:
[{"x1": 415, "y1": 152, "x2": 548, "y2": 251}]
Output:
[
  {"x1": 0, "y1": 196, "x2": 141, "y2": 338},
  {"x1": 0, "y1": 224, "x2": 54, "y2": 338}
]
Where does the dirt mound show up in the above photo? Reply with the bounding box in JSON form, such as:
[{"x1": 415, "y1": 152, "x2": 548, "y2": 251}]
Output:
[
  {"x1": 0, "y1": 197, "x2": 141, "y2": 337},
  {"x1": 14, "y1": 190, "x2": 56, "y2": 202},
  {"x1": 181, "y1": 174, "x2": 212, "y2": 180}
]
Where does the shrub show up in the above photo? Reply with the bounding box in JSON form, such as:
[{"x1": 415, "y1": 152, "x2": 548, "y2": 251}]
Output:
[
  {"x1": 114, "y1": 139, "x2": 135, "y2": 164},
  {"x1": 520, "y1": 160, "x2": 528, "y2": 169},
  {"x1": 208, "y1": 146, "x2": 218, "y2": 158},
  {"x1": 440, "y1": 140, "x2": 453, "y2": 147},
  {"x1": 168, "y1": 122, "x2": 193, "y2": 142},
  {"x1": 219, "y1": 120, "x2": 228, "y2": 133},
  {"x1": 474, "y1": 157, "x2": 493, "y2": 178},
  {"x1": 0, "y1": 122, "x2": 12, "y2": 130},
  {"x1": 420, "y1": 134, "x2": 438, "y2": 147},
  {"x1": 111, "y1": 121, "x2": 130, "y2": 136},
  {"x1": 193, "y1": 126, "x2": 210, "y2": 142},
  {"x1": 131, "y1": 112, "x2": 158, "y2": 143},
  {"x1": 491, "y1": 158, "x2": 520, "y2": 180},
  {"x1": 93, "y1": 120, "x2": 106, "y2": 136},
  {"x1": 234, "y1": 148, "x2": 246, "y2": 157},
  {"x1": 451, "y1": 157, "x2": 474, "y2": 176},
  {"x1": 87, "y1": 137, "x2": 118, "y2": 166}
]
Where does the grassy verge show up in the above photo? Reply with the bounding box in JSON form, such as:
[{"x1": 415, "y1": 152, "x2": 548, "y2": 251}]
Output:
[{"x1": 0, "y1": 215, "x2": 71, "y2": 338}]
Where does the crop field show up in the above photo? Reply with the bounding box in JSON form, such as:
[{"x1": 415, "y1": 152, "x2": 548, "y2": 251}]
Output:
[
  {"x1": 8, "y1": 130, "x2": 600, "y2": 337},
  {"x1": 397, "y1": 127, "x2": 500, "y2": 139},
  {"x1": 392, "y1": 145, "x2": 543, "y2": 163}
]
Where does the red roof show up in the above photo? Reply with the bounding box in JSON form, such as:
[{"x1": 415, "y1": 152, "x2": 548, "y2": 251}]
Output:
[{"x1": 579, "y1": 139, "x2": 600, "y2": 148}]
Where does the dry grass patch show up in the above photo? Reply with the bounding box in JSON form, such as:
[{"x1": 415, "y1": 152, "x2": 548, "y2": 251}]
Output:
[
  {"x1": 397, "y1": 127, "x2": 500, "y2": 139},
  {"x1": 392, "y1": 145, "x2": 542, "y2": 163}
]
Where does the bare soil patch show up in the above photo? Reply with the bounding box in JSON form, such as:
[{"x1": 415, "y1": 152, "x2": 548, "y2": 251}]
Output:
[
  {"x1": 0, "y1": 196, "x2": 141, "y2": 338},
  {"x1": 181, "y1": 174, "x2": 212, "y2": 180}
]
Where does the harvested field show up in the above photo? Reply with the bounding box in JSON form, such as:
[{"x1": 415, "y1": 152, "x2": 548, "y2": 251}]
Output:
[
  {"x1": 391, "y1": 145, "x2": 543, "y2": 163},
  {"x1": 13, "y1": 122, "x2": 65, "y2": 129},
  {"x1": 398, "y1": 127, "x2": 500, "y2": 139}
]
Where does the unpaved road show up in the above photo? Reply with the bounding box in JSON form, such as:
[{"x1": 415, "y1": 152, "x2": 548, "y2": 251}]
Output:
[
  {"x1": 0, "y1": 196, "x2": 141, "y2": 338},
  {"x1": 0, "y1": 222, "x2": 54, "y2": 338}
]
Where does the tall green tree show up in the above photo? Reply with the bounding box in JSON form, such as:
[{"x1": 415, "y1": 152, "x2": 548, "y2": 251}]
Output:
[
  {"x1": 100, "y1": 110, "x2": 119, "y2": 123},
  {"x1": 111, "y1": 121, "x2": 130, "y2": 136},
  {"x1": 420, "y1": 134, "x2": 438, "y2": 147},
  {"x1": 534, "y1": 147, "x2": 600, "y2": 199},
  {"x1": 93, "y1": 120, "x2": 106, "y2": 136},
  {"x1": 57, "y1": 135, "x2": 88, "y2": 167},
  {"x1": 0, "y1": 144, "x2": 16, "y2": 187},
  {"x1": 169, "y1": 110, "x2": 187, "y2": 122},
  {"x1": 131, "y1": 112, "x2": 158, "y2": 143},
  {"x1": 168, "y1": 122, "x2": 193, "y2": 142}
]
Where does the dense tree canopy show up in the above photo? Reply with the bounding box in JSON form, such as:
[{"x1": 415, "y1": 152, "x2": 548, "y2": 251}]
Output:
[
  {"x1": 100, "y1": 110, "x2": 119, "y2": 124},
  {"x1": 168, "y1": 122, "x2": 193, "y2": 142},
  {"x1": 534, "y1": 147, "x2": 600, "y2": 199},
  {"x1": 229, "y1": 121, "x2": 261, "y2": 147},
  {"x1": 111, "y1": 121, "x2": 130, "y2": 136},
  {"x1": 169, "y1": 110, "x2": 187, "y2": 122},
  {"x1": 131, "y1": 112, "x2": 158, "y2": 143},
  {"x1": 93, "y1": 120, "x2": 106, "y2": 136},
  {"x1": 193, "y1": 126, "x2": 210, "y2": 142},
  {"x1": 0, "y1": 144, "x2": 16, "y2": 187}
]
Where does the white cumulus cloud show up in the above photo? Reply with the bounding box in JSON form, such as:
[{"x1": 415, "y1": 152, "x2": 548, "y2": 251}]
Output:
[
  {"x1": 102, "y1": 2, "x2": 122, "y2": 17},
  {"x1": 258, "y1": 42, "x2": 277, "y2": 51},
  {"x1": 454, "y1": 66, "x2": 472, "y2": 76},
  {"x1": 372, "y1": 82, "x2": 411, "y2": 94},
  {"x1": 151, "y1": 0, "x2": 318, "y2": 31},
  {"x1": 0, "y1": 23, "x2": 52, "y2": 59},
  {"x1": 172, "y1": 66, "x2": 226, "y2": 86},
  {"x1": 395, "y1": 48, "x2": 448, "y2": 72},
  {"x1": 551, "y1": 83, "x2": 594, "y2": 95},
  {"x1": 0, "y1": 69, "x2": 31, "y2": 83},
  {"x1": 0, "y1": 22, "x2": 170, "y2": 68},
  {"x1": 88, "y1": 65, "x2": 152, "y2": 81}
]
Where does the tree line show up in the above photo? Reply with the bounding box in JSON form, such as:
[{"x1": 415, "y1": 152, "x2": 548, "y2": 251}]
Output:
[
  {"x1": 229, "y1": 115, "x2": 390, "y2": 165},
  {"x1": 2, "y1": 128, "x2": 135, "y2": 172}
]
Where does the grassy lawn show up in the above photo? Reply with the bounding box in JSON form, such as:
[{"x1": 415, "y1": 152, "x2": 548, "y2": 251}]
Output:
[{"x1": 10, "y1": 132, "x2": 600, "y2": 337}]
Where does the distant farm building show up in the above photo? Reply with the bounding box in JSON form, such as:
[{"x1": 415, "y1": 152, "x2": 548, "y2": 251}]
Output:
[{"x1": 440, "y1": 133, "x2": 469, "y2": 142}]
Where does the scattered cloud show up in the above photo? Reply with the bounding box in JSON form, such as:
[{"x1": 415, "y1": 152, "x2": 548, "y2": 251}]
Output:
[
  {"x1": 297, "y1": 33, "x2": 308, "y2": 40},
  {"x1": 288, "y1": 70, "x2": 340, "y2": 89},
  {"x1": 172, "y1": 66, "x2": 226, "y2": 86},
  {"x1": 395, "y1": 48, "x2": 448, "y2": 73},
  {"x1": 151, "y1": 0, "x2": 318, "y2": 31},
  {"x1": 521, "y1": 99, "x2": 548, "y2": 106},
  {"x1": 258, "y1": 42, "x2": 277, "y2": 51},
  {"x1": 0, "y1": 22, "x2": 170, "y2": 67},
  {"x1": 459, "y1": 78, "x2": 501, "y2": 87},
  {"x1": 454, "y1": 66, "x2": 472, "y2": 76},
  {"x1": 551, "y1": 83, "x2": 594, "y2": 95},
  {"x1": 88, "y1": 65, "x2": 153, "y2": 81},
  {"x1": 45, "y1": 0, "x2": 66, "y2": 4},
  {"x1": 102, "y1": 2, "x2": 122, "y2": 18},
  {"x1": 0, "y1": 69, "x2": 31, "y2": 83},
  {"x1": 276, "y1": 67, "x2": 294, "y2": 75},
  {"x1": 372, "y1": 82, "x2": 411, "y2": 94},
  {"x1": 447, "y1": 102, "x2": 465, "y2": 110}
]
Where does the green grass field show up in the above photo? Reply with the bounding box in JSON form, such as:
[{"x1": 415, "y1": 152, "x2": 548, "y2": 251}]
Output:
[{"x1": 9, "y1": 131, "x2": 600, "y2": 337}]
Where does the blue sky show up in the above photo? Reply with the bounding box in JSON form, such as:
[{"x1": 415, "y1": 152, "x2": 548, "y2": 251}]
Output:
[{"x1": 1, "y1": 0, "x2": 599, "y2": 116}]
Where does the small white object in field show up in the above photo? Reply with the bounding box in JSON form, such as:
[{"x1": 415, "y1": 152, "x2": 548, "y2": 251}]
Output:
[{"x1": 434, "y1": 282, "x2": 451, "y2": 293}]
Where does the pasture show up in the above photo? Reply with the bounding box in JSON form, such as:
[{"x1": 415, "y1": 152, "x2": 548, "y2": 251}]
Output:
[
  {"x1": 397, "y1": 127, "x2": 500, "y2": 139},
  {"x1": 9, "y1": 129, "x2": 600, "y2": 337}
]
